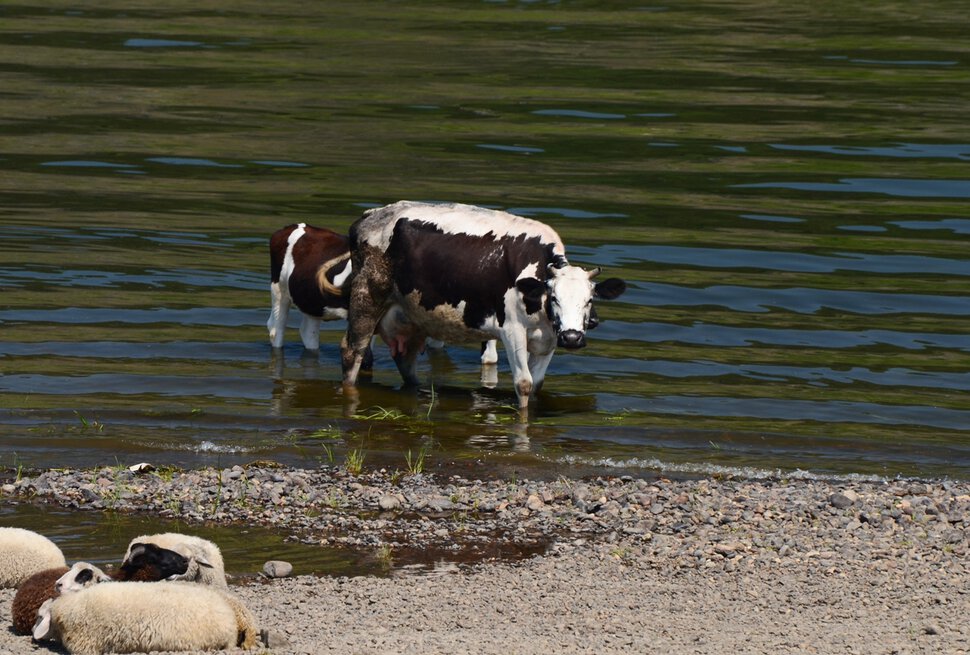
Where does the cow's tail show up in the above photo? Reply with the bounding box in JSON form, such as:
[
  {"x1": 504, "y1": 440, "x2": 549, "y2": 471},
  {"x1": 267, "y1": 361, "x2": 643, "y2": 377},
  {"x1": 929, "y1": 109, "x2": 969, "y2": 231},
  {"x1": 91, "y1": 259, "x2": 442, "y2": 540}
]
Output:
[{"x1": 316, "y1": 251, "x2": 352, "y2": 296}]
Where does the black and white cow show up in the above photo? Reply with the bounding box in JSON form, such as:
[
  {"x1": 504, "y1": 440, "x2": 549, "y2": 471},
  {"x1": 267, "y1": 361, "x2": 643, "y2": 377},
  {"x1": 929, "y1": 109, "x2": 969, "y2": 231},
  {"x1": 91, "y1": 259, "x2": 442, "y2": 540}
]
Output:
[
  {"x1": 267, "y1": 223, "x2": 353, "y2": 351},
  {"x1": 340, "y1": 201, "x2": 626, "y2": 407}
]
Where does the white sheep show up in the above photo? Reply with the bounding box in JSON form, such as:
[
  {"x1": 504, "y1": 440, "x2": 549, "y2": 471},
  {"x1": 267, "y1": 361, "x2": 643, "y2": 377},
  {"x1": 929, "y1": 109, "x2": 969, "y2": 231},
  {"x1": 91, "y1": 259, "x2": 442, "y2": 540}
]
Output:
[
  {"x1": 54, "y1": 561, "x2": 113, "y2": 593},
  {"x1": 0, "y1": 527, "x2": 67, "y2": 588},
  {"x1": 122, "y1": 532, "x2": 227, "y2": 587},
  {"x1": 34, "y1": 581, "x2": 258, "y2": 654}
]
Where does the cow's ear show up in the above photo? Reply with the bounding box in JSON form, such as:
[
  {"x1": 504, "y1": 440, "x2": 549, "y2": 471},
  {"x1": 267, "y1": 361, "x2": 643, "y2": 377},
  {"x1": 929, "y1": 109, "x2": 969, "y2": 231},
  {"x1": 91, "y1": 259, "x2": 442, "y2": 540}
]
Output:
[
  {"x1": 594, "y1": 278, "x2": 626, "y2": 300},
  {"x1": 516, "y1": 277, "x2": 546, "y2": 303}
]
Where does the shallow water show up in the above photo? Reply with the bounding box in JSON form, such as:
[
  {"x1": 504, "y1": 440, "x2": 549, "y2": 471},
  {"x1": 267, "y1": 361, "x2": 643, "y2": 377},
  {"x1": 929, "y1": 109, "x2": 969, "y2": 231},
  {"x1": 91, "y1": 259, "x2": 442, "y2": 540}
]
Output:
[
  {"x1": 0, "y1": 501, "x2": 380, "y2": 578},
  {"x1": 1, "y1": 0, "x2": 969, "y2": 484}
]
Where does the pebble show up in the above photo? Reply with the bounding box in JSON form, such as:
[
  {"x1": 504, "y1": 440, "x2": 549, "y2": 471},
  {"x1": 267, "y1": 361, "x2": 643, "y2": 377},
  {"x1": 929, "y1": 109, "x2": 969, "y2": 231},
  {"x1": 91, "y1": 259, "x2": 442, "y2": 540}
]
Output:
[
  {"x1": 829, "y1": 490, "x2": 859, "y2": 509},
  {"x1": 379, "y1": 495, "x2": 401, "y2": 511},
  {"x1": 5, "y1": 466, "x2": 969, "y2": 579},
  {"x1": 526, "y1": 494, "x2": 545, "y2": 511},
  {"x1": 263, "y1": 560, "x2": 294, "y2": 578}
]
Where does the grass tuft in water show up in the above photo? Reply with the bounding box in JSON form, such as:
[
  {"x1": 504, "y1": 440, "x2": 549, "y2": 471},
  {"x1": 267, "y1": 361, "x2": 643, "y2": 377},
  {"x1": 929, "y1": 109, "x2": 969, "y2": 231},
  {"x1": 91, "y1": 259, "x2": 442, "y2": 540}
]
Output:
[
  {"x1": 405, "y1": 441, "x2": 433, "y2": 476},
  {"x1": 352, "y1": 406, "x2": 408, "y2": 421},
  {"x1": 344, "y1": 448, "x2": 365, "y2": 475}
]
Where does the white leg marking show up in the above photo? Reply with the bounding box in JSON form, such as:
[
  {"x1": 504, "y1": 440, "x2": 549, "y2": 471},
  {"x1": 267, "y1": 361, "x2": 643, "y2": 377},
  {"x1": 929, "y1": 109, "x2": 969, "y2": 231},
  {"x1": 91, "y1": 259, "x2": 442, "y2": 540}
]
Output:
[
  {"x1": 299, "y1": 315, "x2": 321, "y2": 350},
  {"x1": 501, "y1": 330, "x2": 533, "y2": 408},
  {"x1": 267, "y1": 282, "x2": 290, "y2": 348},
  {"x1": 480, "y1": 339, "x2": 499, "y2": 365},
  {"x1": 528, "y1": 350, "x2": 556, "y2": 393}
]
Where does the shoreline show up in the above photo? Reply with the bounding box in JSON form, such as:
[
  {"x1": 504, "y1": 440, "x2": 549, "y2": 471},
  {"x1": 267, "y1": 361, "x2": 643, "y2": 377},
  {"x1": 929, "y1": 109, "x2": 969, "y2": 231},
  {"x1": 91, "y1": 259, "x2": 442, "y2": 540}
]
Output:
[{"x1": 3, "y1": 465, "x2": 969, "y2": 653}]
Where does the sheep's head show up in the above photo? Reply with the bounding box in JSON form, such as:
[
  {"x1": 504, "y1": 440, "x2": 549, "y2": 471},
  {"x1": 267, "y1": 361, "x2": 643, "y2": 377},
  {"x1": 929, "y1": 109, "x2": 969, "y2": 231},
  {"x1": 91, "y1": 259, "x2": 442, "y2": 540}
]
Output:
[
  {"x1": 54, "y1": 562, "x2": 111, "y2": 594},
  {"x1": 116, "y1": 542, "x2": 190, "y2": 581}
]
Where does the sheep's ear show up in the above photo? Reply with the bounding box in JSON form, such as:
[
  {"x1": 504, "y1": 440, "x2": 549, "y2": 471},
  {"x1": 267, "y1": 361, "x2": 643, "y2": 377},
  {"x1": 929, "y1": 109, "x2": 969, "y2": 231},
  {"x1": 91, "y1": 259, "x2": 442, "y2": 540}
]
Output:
[
  {"x1": 127, "y1": 543, "x2": 147, "y2": 561},
  {"x1": 33, "y1": 599, "x2": 54, "y2": 641}
]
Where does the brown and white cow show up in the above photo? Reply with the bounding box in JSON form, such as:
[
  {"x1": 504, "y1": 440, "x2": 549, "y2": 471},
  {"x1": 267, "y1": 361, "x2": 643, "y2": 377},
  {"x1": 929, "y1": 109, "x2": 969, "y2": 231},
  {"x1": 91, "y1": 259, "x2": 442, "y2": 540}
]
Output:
[
  {"x1": 267, "y1": 223, "x2": 352, "y2": 351},
  {"x1": 268, "y1": 221, "x2": 500, "y2": 364},
  {"x1": 340, "y1": 201, "x2": 626, "y2": 407}
]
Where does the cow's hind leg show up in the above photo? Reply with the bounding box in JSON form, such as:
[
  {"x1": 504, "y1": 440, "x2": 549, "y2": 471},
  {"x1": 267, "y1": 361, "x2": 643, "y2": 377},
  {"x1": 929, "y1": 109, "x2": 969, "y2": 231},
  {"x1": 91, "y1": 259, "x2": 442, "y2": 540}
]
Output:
[
  {"x1": 299, "y1": 315, "x2": 321, "y2": 351},
  {"x1": 480, "y1": 340, "x2": 499, "y2": 365},
  {"x1": 342, "y1": 310, "x2": 381, "y2": 386},
  {"x1": 341, "y1": 246, "x2": 391, "y2": 386},
  {"x1": 528, "y1": 350, "x2": 556, "y2": 394},
  {"x1": 267, "y1": 282, "x2": 290, "y2": 349},
  {"x1": 393, "y1": 333, "x2": 426, "y2": 386}
]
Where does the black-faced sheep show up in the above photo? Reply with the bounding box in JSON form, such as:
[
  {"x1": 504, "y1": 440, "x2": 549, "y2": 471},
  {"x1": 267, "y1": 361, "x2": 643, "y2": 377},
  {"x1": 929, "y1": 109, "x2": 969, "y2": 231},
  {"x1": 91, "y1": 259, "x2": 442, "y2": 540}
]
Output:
[
  {"x1": 112, "y1": 542, "x2": 190, "y2": 582},
  {"x1": 122, "y1": 533, "x2": 226, "y2": 587},
  {"x1": 35, "y1": 581, "x2": 259, "y2": 653},
  {"x1": 0, "y1": 527, "x2": 67, "y2": 588}
]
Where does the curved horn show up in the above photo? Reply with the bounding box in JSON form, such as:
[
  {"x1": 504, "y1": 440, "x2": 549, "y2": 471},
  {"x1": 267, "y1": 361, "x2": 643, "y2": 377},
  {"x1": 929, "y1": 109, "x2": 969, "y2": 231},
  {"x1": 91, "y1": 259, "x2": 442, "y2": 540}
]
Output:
[
  {"x1": 586, "y1": 267, "x2": 602, "y2": 279},
  {"x1": 316, "y1": 251, "x2": 352, "y2": 296}
]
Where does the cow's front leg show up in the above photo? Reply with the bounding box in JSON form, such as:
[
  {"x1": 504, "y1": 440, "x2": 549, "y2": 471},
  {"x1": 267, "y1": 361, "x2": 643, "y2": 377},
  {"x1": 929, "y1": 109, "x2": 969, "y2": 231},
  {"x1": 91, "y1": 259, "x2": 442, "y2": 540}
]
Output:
[
  {"x1": 501, "y1": 332, "x2": 534, "y2": 408},
  {"x1": 267, "y1": 282, "x2": 290, "y2": 349}
]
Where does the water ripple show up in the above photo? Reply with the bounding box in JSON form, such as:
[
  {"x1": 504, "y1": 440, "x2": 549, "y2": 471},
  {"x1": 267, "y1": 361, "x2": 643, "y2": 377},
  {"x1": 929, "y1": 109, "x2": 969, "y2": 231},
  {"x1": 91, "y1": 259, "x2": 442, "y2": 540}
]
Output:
[
  {"x1": 735, "y1": 178, "x2": 970, "y2": 198},
  {"x1": 573, "y1": 244, "x2": 970, "y2": 275},
  {"x1": 639, "y1": 282, "x2": 970, "y2": 316},
  {"x1": 770, "y1": 143, "x2": 970, "y2": 161}
]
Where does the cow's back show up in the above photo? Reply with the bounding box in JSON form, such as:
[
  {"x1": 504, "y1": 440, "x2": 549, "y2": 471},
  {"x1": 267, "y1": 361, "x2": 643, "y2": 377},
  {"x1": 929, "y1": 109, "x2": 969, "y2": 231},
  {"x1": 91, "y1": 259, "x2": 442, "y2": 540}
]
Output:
[
  {"x1": 349, "y1": 202, "x2": 565, "y2": 337},
  {"x1": 351, "y1": 201, "x2": 565, "y2": 255}
]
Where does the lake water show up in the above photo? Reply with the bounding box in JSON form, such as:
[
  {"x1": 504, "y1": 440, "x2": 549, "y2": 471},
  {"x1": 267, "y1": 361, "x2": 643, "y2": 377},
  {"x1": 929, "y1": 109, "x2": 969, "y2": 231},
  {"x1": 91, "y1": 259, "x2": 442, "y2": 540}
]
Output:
[{"x1": 2, "y1": 0, "x2": 969, "y2": 485}]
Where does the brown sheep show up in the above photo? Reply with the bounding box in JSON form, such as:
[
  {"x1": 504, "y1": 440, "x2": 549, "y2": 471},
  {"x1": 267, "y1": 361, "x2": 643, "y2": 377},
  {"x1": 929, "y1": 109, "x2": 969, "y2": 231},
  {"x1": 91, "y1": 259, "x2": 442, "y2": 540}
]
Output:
[{"x1": 10, "y1": 566, "x2": 69, "y2": 635}]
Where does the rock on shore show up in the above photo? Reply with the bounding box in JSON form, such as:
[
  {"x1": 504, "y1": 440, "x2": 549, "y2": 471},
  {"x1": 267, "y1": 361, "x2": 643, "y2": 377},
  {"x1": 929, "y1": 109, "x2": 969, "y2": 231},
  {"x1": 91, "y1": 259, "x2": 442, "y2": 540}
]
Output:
[{"x1": 2, "y1": 466, "x2": 969, "y2": 653}]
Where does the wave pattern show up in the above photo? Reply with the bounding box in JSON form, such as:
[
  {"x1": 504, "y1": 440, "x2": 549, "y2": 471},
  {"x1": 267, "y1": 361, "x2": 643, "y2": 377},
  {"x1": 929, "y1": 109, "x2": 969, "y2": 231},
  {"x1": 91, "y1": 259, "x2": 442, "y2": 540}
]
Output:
[{"x1": 0, "y1": 0, "x2": 968, "y2": 479}]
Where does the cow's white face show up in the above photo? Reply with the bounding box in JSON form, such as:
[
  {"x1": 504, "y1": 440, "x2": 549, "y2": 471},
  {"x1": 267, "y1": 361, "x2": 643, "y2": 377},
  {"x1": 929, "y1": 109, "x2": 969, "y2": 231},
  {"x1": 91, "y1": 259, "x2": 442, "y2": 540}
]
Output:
[
  {"x1": 544, "y1": 265, "x2": 627, "y2": 349},
  {"x1": 547, "y1": 265, "x2": 596, "y2": 348}
]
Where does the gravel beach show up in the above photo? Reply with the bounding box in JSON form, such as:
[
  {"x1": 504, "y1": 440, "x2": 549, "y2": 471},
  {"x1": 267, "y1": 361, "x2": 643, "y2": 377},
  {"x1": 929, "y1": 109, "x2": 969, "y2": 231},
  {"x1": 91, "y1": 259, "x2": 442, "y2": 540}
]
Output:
[{"x1": 2, "y1": 465, "x2": 969, "y2": 654}]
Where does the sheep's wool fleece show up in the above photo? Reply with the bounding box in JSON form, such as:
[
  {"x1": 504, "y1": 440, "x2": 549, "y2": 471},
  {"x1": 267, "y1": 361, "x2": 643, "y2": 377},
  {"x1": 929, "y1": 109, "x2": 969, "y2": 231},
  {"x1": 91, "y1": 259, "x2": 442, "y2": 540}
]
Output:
[
  {"x1": 50, "y1": 582, "x2": 238, "y2": 655},
  {"x1": 0, "y1": 528, "x2": 67, "y2": 588},
  {"x1": 11, "y1": 566, "x2": 69, "y2": 634},
  {"x1": 125, "y1": 533, "x2": 227, "y2": 587}
]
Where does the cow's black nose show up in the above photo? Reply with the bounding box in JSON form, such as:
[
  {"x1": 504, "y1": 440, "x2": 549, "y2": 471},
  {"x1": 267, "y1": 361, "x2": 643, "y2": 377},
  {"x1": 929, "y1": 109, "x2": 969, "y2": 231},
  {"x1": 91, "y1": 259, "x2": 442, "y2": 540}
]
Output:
[{"x1": 557, "y1": 330, "x2": 586, "y2": 349}]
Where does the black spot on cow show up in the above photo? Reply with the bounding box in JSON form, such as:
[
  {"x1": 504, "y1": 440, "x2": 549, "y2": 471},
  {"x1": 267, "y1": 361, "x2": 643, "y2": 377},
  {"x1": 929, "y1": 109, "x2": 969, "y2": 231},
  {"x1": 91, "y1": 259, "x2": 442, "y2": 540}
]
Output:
[{"x1": 388, "y1": 219, "x2": 555, "y2": 329}]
